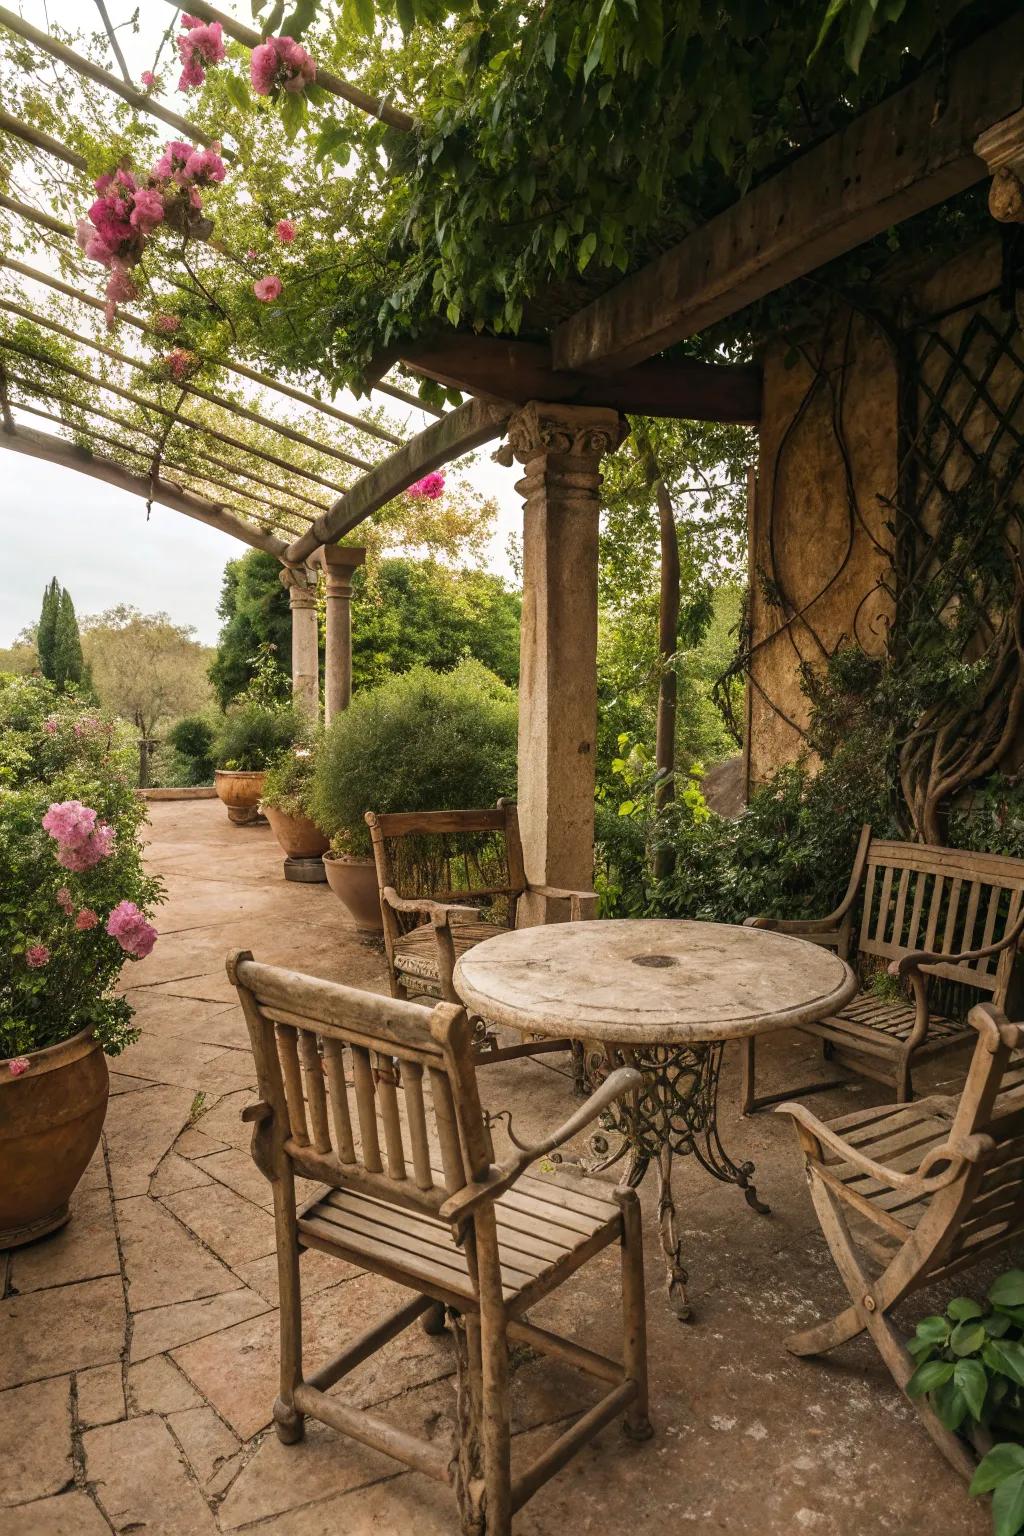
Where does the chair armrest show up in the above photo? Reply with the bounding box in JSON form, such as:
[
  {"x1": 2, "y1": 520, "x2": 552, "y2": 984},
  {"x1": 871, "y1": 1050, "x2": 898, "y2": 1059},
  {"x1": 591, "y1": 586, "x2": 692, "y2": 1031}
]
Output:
[
  {"x1": 889, "y1": 908, "x2": 1024, "y2": 979},
  {"x1": 775, "y1": 1099, "x2": 991, "y2": 1195},
  {"x1": 439, "y1": 1066, "x2": 642, "y2": 1226},
  {"x1": 381, "y1": 887, "x2": 478, "y2": 929},
  {"x1": 527, "y1": 883, "x2": 598, "y2": 920}
]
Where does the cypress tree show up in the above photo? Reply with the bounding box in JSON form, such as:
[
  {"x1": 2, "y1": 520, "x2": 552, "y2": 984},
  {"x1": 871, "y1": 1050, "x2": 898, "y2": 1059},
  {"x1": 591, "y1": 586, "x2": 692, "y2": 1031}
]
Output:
[
  {"x1": 37, "y1": 578, "x2": 60, "y2": 679},
  {"x1": 52, "y1": 588, "x2": 84, "y2": 690}
]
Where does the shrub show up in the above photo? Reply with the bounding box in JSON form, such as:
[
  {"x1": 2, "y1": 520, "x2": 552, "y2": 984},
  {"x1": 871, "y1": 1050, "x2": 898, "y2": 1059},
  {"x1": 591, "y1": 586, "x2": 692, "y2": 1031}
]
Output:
[
  {"x1": 311, "y1": 660, "x2": 518, "y2": 857},
  {"x1": 164, "y1": 714, "x2": 216, "y2": 786},
  {"x1": 0, "y1": 674, "x2": 163, "y2": 1059},
  {"x1": 261, "y1": 741, "x2": 319, "y2": 819},
  {"x1": 213, "y1": 700, "x2": 303, "y2": 772}
]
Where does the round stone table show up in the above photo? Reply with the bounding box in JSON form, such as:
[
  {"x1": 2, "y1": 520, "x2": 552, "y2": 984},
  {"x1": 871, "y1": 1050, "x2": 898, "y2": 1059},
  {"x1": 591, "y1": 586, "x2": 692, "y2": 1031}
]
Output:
[{"x1": 455, "y1": 918, "x2": 857, "y2": 1319}]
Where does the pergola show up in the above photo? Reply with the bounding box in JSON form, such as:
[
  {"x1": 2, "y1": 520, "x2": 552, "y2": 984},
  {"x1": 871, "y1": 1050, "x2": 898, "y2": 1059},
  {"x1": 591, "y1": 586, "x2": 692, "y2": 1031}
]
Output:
[{"x1": 2, "y1": 4, "x2": 1022, "y2": 912}]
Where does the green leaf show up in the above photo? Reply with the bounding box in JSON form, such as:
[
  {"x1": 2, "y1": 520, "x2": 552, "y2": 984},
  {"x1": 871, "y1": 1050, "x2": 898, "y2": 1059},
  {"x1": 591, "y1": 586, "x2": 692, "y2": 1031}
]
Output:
[
  {"x1": 987, "y1": 1314, "x2": 1013, "y2": 1338},
  {"x1": 988, "y1": 1341, "x2": 1024, "y2": 1389},
  {"x1": 993, "y1": 1472, "x2": 1024, "y2": 1536},
  {"x1": 954, "y1": 1359, "x2": 988, "y2": 1422},
  {"x1": 932, "y1": 1378, "x2": 967, "y2": 1431},
  {"x1": 951, "y1": 1321, "x2": 986, "y2": 1356},
  {"x1": 971, "y1": 1443, "x2": 1024, "y2": 1497},
  {"x1": 990, "y1": 1273, "x2": 1024, "y2": 1308},
  {"x1": 844, "y1": 0, "x2": 880, "y2": 74},
  {"x1": 915, "y1": 1315, "x2": 951, "y2": 1344},
  {"x1": 809, "y1": 0, "x2": 849, "y2": 63},
  {"x1": 906, "y1": 1359, "x2": 955, "y2": 1397},
  {"x1": 576, "y1": 231, "x2": 597, "y2": 273},
  {"x1": 445, "y1": 300, "x2": 461, "y2": 327},
  {"x1": 224, "y1": 73, "x2": 250, "y2": 113},
  {"x1": 907, "y1": 1335, "x2": 934, "y2": 1361},
  {"x1": 948, "y1": 1298, "x2": 985, "y2": 1322}
]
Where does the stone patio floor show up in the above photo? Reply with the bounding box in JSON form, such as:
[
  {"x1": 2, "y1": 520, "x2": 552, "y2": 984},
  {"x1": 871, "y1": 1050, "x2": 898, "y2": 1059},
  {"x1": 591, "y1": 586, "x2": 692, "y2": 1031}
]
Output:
[{"x1": 0, "y1": 799, "x2": 1005, "y2": 1534}]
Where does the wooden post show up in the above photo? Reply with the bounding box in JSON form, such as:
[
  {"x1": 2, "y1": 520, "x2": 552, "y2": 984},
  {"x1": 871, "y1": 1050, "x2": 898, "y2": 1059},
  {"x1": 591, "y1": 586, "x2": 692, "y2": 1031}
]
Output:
[
  {"x1": 280, "y1": 564, "x2": 320, "y2": 721},
  {"x1": 320, "y1": 546, "x2": 366, "y2": 723},
  {"x1": 495, "y1": 402, "x2": 626, "y2": 925}
]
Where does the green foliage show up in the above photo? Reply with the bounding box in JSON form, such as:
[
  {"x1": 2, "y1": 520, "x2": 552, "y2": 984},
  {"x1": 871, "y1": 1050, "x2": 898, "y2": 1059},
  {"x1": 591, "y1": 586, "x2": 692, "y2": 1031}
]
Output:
[
  {"x1": 261, "y1": 743, "x2": 319, "y2": 819},
  {"x1": 52, "y1": 588, "x2": 85, "y2": 690},
  {"x1": 212, "y1": 699, "x2": 303, "y2": 772},
  {"x1": 950, "y1": 778, "x2": 1024, "y2": 863},
  {"x1": 37, "y1": 578, "x2": 59, "y2": 680},
  {"x1": 164, "y1": 715, "x2": 216, "y2": 787},
  {"x1": 209, "y1": 552, "x2": 291, "y2": 709},
  {"x1": 0, "y1": 675, "x2": 163, "y2": 1059},
  {"x1": 310, "y1": 661, "x2": 518, "y2": 856}
]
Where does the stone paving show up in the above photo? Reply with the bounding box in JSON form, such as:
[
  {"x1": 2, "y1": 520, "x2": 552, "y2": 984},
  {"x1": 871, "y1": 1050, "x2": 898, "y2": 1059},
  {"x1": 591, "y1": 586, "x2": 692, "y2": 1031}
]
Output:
[{"x1": 0, "y1": 799, "x2": 1005, "y2": 1533}]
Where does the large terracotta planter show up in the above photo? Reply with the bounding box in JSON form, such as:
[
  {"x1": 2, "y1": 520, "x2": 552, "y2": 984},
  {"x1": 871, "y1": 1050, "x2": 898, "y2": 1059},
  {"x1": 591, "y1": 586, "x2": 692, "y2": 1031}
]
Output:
[
  {"x1": 0, "y1": 1028, "x2": 109, "y2": 1249},
  {"x1": 323, "y1": 853, "x2": 383, "y2": 932},
  {"x1": 215, "y1": 769, "x2": 266, "y2": 825},
  {"x1": 263, "y1": 805, "x2": 329, "y2": 860}
]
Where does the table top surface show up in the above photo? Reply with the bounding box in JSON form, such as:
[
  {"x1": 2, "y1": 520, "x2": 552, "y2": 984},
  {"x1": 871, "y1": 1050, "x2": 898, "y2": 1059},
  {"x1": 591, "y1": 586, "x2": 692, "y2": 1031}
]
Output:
[{"x1": 453, "y1": 918, "x2": 858, "y2": 1044}]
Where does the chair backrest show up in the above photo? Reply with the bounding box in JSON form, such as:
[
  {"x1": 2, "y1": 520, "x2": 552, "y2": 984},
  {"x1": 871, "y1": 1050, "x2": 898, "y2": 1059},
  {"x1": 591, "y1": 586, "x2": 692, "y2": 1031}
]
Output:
[
  {"x1": 227, "y1": 952, "x2": 495, "y2": 1220},
  {"x1": 856, "y1": 837, "x2": 1024, "y2": 1004},
  {"x1": 365, "y1": 803, "x2": 527, "y2": 935}
]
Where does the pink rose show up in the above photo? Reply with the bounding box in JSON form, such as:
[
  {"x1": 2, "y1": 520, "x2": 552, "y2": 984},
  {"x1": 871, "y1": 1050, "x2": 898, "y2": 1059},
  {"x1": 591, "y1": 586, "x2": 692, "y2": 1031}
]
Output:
[
  {"x1": 408, "y1": 472, "x2": 446, "y2": 500},
  {"x1": 130, "y1": 187, "x2": 165, "y2": 234},
  {"x1": 105, "y1": 259, "x2": 139, "y2": 329},
  {"x1": 141, "y1": 70, "x2": 156, "y2": 88},
  {"x1": 43, "y1": 800, "x2": 97, "y2": 848},
  {"x1": 184, "y1": 144, "x2": 226, "y2": 184},
  {"x1": 176, "y1": 16, "x2": 224, "y2": 91},
  {"x1": 275, "y1": 218, "x2": 296, "y2": 244},
  {"x1": 253, "y1": 274, "x2": 282, "y2": 303},
  {"x1": 56, "y1": 887, "x2": 74, "y2": 915},
  {"x1": 250, "y1": 35, "x2": 315, "y2": 96},
  {"x1": 26, "y1": 945, "x2": 50, "y2": 969},
  {"x1": 164, "y1": 348, "x2": 196, "y2": 381},
  {"x1": 75, "y1": 907, "x2": 100, "y2": 931},
  {"x1": 154, "y1": 313, "x2": 180, "y2": 333},
  {"x1": 106, "y1": 901, "x2": 158, "y2": 959},
  {"x1": 8, "y1": 1057, "x2": 31, "y2": 1078}
]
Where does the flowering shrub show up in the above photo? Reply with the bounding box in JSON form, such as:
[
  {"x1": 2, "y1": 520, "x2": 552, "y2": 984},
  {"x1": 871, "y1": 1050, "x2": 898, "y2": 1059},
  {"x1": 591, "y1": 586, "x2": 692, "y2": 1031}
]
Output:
[
  {"x1": 76, "y1": 141, "x2": 227, "y2": 326},
  {"x1": 250, "y1": 35, "x2": 316, "y2": 97},
  {"x1": 0, "y1": 675, "x2": 163, "y2": 1062},
  {"x1": 408, "y1": 472, "x2": 446, "y2": 500}
]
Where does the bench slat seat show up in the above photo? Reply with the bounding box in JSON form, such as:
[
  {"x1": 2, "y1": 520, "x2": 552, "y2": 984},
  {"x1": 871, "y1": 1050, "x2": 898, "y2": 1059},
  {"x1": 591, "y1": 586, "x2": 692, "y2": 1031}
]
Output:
[{"x1": 392, "y1": 919, "x2": 504, "y2": 992}]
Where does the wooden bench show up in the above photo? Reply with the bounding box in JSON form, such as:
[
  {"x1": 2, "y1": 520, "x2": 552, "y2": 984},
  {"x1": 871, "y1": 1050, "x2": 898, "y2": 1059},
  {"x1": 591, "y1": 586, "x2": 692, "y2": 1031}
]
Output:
[
  {"x1": 228, "y1": 951, "x2": 650, "y2": 1536},
  {"x1": 365, "y1": 803, "x2": 597, "y2": 1005},
  {"x1": 778, "y1": 1001, "x2": 1024, "y2": 1481},
  {"x1": 742, "y1": 828, "x2": 1024, "y2": 1108}
]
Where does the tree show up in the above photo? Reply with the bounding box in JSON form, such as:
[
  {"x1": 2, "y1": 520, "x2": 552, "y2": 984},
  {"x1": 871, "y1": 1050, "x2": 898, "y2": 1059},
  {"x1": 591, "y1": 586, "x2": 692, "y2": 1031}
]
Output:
[
  {"x1": 51, "y1": 587, "x2": 85, "y2": 691},
  {"x1": 208, "y1": 551, "x2": 292, "y2": 709},
  {"x1": 82, "y1": 606, "x2": 214, "y2": 738},
  {"x1": 36, "y1": 579, "x2": 60, "y2": 680}
]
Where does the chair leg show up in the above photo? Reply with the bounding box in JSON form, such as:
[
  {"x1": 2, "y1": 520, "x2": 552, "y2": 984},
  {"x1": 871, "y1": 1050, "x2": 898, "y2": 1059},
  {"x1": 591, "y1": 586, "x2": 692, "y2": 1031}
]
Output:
[
  {"x1": 616, "y1": 1189, "x2": 653, "y2": 1440},
  {"x1": 480, "y1": 1299, "x2": 511, "y2": 1535},
  {"x1": 421, "y1": 1299, "x2": 447, "y2": 1336},
  {"x1": 740, "y1": 1036, "x2": 756, "y2": 1115},
  {"x1": 786, "y1": 1302, "x2": 866, "y2": 1357},
  {"x1": 271, "y1": 1177, "x2": 304, "y2": 1444},
  {"x1": 895, "y1": 1050, "x2": 915, "y2": 1104}
]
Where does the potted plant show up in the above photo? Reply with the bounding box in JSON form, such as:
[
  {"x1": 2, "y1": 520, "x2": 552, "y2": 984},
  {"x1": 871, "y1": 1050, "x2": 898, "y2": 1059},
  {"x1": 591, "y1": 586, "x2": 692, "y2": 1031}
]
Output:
[
  {"x1": 310, "y1": 660, "x2": 518, "y2": 932},
  {"x1": 213, "y1": 700, "x2": 303, "y2": 823},
  {"x1": 260, "y1": 741, "x2": 329, "y2": 863},
  {"x1": 0, "y1": 676, "x2": 163, "y2": 1248}
]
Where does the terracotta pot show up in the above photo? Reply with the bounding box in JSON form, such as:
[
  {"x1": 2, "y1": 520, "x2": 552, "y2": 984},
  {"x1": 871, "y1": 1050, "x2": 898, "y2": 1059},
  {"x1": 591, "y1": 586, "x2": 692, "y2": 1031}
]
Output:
[
  {"x1": 215, "y1": 769, "x2": 267, "y2": 825},
  {"x1": 263, "y1": 804, "x2": 329, "y2": 860},
  {"x1": 0, "y1": 1028, "x2": 109, "y2": 1249},
  {"x1": 323, "y1": 853, "x2": 383, "y2": 932}
]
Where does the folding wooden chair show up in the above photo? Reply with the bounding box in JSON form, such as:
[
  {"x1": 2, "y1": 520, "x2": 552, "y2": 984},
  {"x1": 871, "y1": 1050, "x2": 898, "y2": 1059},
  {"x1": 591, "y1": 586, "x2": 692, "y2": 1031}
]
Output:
[{"x1": 228, "y1": 950, "x2": 652, "y2": 1535}]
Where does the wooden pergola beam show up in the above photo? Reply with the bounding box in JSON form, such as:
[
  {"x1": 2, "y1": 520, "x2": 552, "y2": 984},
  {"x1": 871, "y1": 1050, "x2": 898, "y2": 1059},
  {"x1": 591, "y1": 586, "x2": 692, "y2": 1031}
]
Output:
[
  {"x1": 1, "y1": 419, "x2": 287, "y2": 554},
  {"x1": 399, "y1": 336, "x2": 761, "y2": 424},
  {"x1": 0, "y1": 5, "x2": 225, "y2": 152},
  {"x1": 0, "y1": 107, "x2": 86, "y2": 170},
  {"x1": 0, "y1": 191, "x2": 73, "y2": 238},
  {"x1": 552, "y1": 12, "x2": 1024, "y2": 373},
  {"x1": 158, "y1": 0, "x2": 414, "y2": 134},
  {"x1": 285, "y1": 397, "x2": 513, "y2": 561}
]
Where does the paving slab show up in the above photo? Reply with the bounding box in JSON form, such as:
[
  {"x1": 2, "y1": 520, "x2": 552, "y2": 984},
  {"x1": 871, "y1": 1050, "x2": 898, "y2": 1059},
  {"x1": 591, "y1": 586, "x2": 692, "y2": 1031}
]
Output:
[
  {"x1": 128, "y1": 1354, "x2": 204, "y2": 1415},
  {"x1": 174, "y1": 1126, "x2": 232, "y2": 1160},
  {"x1": 168, "y1": 1404, "x2": 241, "y2": 1488},
  {"x1": 233, "y1": 1247, "x2": 359, "y2": 1306},
  {"x1": 0, "y1": 1277, "x2": 125, "y2": 1389},
  {"x1": 1, "y1": 1491, "x2": 111, "y2": 1534},
  {"x1": 130, "y1": 1287, "x2": 270, "y2": 1363},
  {"x1": 8, "y1": 1183, "x2": 119, "y2": 1294},
  {"x1": 76, "y1": 1362, "x2": 125, "y2": 1428},
  {"x1": 191, "y1": 1147, "x2": 275, "y2": 1210},
  {"x1": 160, "y1": 1183, "x2": 278, "y2": 1269},
  {"x1": 189, "y1": 1089, "x2": 259, "y2": 1152},
  {"x1": 217, "y1": 1416, "x2": 395, "y2": 1529},
  {"x1": 117, "y1": 1193, "x2": 240, "y2": 1312},
  {"x1": 0, "y1": 1376, "x2": 73, "y2": 1505},
  {"x1": 103, "y1": 1083, "x2": 196, "y2": 1199},
  {"x1": 85, "y1": 1414, "x2": 219, "y2": 1535},
  {"x1": 150, "y1": 1152, "x2": 214, "y2": 1197},
  {"x1": 114, "y1": 1033, "x2": 254, "y2": 1094}
]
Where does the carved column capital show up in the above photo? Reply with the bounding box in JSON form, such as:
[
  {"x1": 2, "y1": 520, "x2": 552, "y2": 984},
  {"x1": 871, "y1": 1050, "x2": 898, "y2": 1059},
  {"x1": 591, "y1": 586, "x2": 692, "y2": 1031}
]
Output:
[
  {"x1": 279, "y1": 562, "x2": 318, "y2": 610},
  {"x1": 493, "y1": 402, "x2": 627, "y2": 470},
  {"x1": 975, "y1": 109, "x2": 1024, "y2": 224},
  {"x1": 319, "y1": 544, "x2": 366, "y2": 598}
]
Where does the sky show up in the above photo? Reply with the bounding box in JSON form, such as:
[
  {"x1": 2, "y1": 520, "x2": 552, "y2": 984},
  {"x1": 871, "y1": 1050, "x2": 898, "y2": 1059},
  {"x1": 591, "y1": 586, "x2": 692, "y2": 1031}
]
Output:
[{"x1": 0, "y1": 1, "x2": 524, "y2": 646}]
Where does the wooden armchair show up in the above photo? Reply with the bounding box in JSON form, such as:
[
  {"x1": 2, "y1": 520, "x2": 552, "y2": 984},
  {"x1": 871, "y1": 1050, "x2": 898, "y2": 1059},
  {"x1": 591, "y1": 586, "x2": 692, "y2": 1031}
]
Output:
[
  {"x1": 365, "y1": 803, "x2": 597, "y2": 1005},
  {"x1": 778, "y1": 1001, "x2": 1024, "y2": 1481},
  {"x1": 228, "y1": 951, "x2": 650, "y2": 1536},
  {"x1": 742, "y1": 827, "x2": 1024, "y2": 1109}
]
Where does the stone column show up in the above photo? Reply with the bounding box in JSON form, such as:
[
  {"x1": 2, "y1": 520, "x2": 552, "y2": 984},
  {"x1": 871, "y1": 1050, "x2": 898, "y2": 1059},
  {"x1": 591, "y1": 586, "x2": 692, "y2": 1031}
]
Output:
[
  {"x1": 280, "y1": 563, "x2": 320, "y2": 720},
  {"x1": 320, "y1": 545, "x2": 366, "y2": 723},
  {"x1": 495, "y1": 402, "x2": 627, "y2": 925}
]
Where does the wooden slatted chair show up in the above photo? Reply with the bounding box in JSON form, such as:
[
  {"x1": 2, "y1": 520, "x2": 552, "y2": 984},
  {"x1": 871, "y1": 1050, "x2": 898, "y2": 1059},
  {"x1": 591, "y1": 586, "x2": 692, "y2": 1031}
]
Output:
[
  {"x1": 743, "y1": 827, "x2": 1024, "y2": 1108},
  {"x1": 778, "y1": 1001, "x2": 1024, "y2": 1480},
  {"x1": 227, "y1": 950, "x2": 651, "y2": 1536},
  {"x1": 365, "y1": 803, "x2": 597, "y2": 1005}
]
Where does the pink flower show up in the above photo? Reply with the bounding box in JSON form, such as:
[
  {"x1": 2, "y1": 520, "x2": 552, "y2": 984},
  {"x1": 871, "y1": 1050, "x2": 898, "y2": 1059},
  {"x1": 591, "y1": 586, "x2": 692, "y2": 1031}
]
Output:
[
  {"x1": 43, "y1": 716, "x2": 59, "y2": 734},
  {"x1": 43, "y1": 801, "x2": 115, "y2": 870},
  {"x1": 105, "y1": 259, "x2": 138, "y2": 329},
  {"x1": 75, "y1": 907, "x2": 100, "y2": 931},
  {"x1": 106, "y1": 901, "x2": 158, "y2": 959},
  {"x1": 250, "y1": 35, "x2": 315, "y2": 96},
  {"x1": 245, "y1": 247, "x2": 258, "y2": 261},
  {"x1": 7, "y1": 1057, "x2": 31, "y2": 1078},
  {"x1": 275, "y1": 218, "x2": 296, "y2": 244},
  {"x1": 152, "y1": 139, "x2": 195, "y2": 184},
  {"x1": 164, "y1": 348, "x2": 196, "y2": 381},
  {"x1": 56, "y1": 887, "x2": 74, "y2": 915},
  {"x1": 408, "y1": 472, "x2": 446, "y2": 500},
  {"x1": 253, "y1": 274, "x2": 282, "y2": 302},
  {"x1": 26, "y1": 945, "x2": 50, "y2": 969},
  {"x1": 154, "y1": 313, "x2": 180, "y2": 333},
  {"x1": 176, "y1": 16, "x2": 224, "y2": 91},
  {"x1": 130, "y1": 186, "x2": 165, "y2": 233},
  {"x1": 141, "y1": 70, "x2": 156, "y2": 88},
  {"x1": 185, "y1": 144, "x2": 226, "y2": 185}
]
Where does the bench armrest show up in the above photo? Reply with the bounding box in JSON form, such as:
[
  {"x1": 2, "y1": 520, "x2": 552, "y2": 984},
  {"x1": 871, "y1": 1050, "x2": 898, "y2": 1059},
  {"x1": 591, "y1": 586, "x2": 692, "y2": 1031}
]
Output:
[
  {"x1": 439, "y1": 1066, "x2": 642, "y2": 1228},
  {"x1": 890, "y1": 908, "x2": 1024, "y2": 980},
  {"x1": 527, "y1": 883, "x2": 598, "y2": 920},
  {"x1": 381, "y1": 887, "x2": 478, "y2": 929},
  {"x1": 776, "y1": 1099, "x2": 992, "y2": 1195}
]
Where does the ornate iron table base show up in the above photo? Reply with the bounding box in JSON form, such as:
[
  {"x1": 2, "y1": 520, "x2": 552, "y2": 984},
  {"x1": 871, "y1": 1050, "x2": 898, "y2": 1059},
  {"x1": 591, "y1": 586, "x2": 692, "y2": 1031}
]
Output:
[{"x1": 560, "y1": 1040, "x2": 771, "y2": 1321}]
